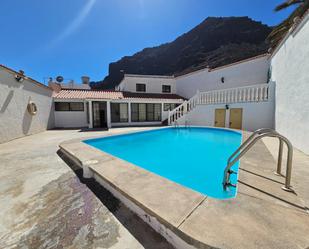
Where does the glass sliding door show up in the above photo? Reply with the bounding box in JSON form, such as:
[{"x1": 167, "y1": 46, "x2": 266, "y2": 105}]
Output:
[
  {"x1": 130, "y1": 103, "x2": 162, "y2": 122},
  {"x1": 119, "y1": 103, "x2": 128, "y2": 122},
  {"x1": 154, "y1": 104, "x2": 161, "y2": 121},
  {"x1": 131, "y1": 103, "x2": 139, "y2": 122},
  {"x1": 111, "y1": 103, "x2": 128, "y2": 123},
  {"x1": 92, "y1": 102, "x2": 107, "y2": 128},
  {"x1": 138, "y1": 103, "x2": 147, "y2": 122}
]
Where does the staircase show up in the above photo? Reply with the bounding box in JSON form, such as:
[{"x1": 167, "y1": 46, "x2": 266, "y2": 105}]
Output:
[{"x1": 168, "y1": 83, "x2": 270, "y2": 125}]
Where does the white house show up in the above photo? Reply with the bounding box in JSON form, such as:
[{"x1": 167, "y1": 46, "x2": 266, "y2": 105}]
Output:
[
  {"x1": 1, "y1": 11, "x2": 308, "y2": 155},
  {"x1": 116, "y1": 74, "x2": 176, "y2": 94},
  {"x1": 51, "y1": 78, "x2": 184, "y2": 129},
  {"x1": 49, "y1": 53, "x2": 273, "y2": 132}
]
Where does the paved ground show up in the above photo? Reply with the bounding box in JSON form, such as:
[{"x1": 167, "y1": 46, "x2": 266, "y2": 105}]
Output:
[
  {"x1": 59, "y1": 129, "x2": 309, "y2": 249},
  {"x1": 1, "y1": 128, "x2": 309, "y2": 249},
  {"x1": 0, "y1": 128, "x2": 174, "y2": 249}
]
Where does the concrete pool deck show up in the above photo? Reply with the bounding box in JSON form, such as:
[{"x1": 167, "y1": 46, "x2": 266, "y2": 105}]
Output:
[
  {"x1": 0, "y1": 127, "x2": 174, "y2": 249},
  {"x1": 59, "y1": 128, "x2": 309, "y2": 249}
]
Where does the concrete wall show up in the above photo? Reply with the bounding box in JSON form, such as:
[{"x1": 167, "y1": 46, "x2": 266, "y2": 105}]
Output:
[
  {"x1": 54, "y1": 100, "x2": 88, "y2": 128},
  {"x1": 177, "y1": 100, "x2": 274, "y2": 132},
  {"x1": 117, "y1": 75, "x2": 176, "y2": 94},
  {"x1": 0, "y1": 67, "x2": 54, "y2": 143},
  {"x1": 176, "y1": 55, "x2": 270, "y2": 99},
  {"x1": 270, "y1": 14, "x2": 309, "y2": 154}
]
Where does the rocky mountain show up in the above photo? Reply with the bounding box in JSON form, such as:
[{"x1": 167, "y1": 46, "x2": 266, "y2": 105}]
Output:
[{"x1": 92, "y1": 16, "x2": 272, "y2": 89}]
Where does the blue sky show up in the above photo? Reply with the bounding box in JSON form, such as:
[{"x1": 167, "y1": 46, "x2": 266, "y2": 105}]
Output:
[{"x1": 0, "y1": 0, "x2": 294, "y2": 84}]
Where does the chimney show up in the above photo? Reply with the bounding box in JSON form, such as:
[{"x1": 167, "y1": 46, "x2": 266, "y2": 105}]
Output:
[{"x1": 81, "y1": 76, "x2": 90, "y2": 85}]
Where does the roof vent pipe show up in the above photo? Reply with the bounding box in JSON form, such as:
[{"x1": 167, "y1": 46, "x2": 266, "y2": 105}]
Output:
[{"x1": 81, "y1": 76, "x2": 90, "y2": 85}]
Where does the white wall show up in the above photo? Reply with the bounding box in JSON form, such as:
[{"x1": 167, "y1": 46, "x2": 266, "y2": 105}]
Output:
[
  {"x1": 110, "y1": 99, "x2": 183, "y2": 127},
  {"x1": 0, "y1": 67, "x2": 54, "y2": 143},
  {"x1": 176, "y1": 55, "x2": 270, "y2": 99},
  {"x1": 117, "y1": 75, "x2": 176, "y2": 94},
  {"x1": 53, "y1": 98, "x2": 183, "y2": 128},
  {"x1": 270, "y1": 14, "x2": 309, "y2": 154},
  {"x1": 177, "y1": 101, "x2": 274, "y2": 132},
  {"x1": 54, "y1": 100, "x2": 88, "y2": 128}
]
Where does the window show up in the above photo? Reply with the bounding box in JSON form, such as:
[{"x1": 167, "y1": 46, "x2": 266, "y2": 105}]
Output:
[
  {"x1": 70, "y1": 102, "x2": 84, "y2": 111},
  {"x1": 55, "y1": 102, "x2": 84, "y2": 111},
  {"x1": 111, "y1": 103, "x2": 128, "y2": 122},
  {"x1": 163, "y1": 103, "x2": 180, "y2": 111},
  {"x1": 136, "y1": 83, "x2": 146, "y2": 92},
  {"x1": 131, "y1": 103, "x2": 161, "y2": 122},
  {"x1": 162, "y1": 85, "x2": 171, "y2": 93}
]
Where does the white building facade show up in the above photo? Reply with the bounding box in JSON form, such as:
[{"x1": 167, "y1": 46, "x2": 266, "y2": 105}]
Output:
[
  {"x1": 52, "y1": 87, "x2": 184, "y2": 129},
  {"x1": 0, "y1": 65, "x2": 54, "y2": 143},
  {"x1": 270, "y1": 13, "x2": 309, "y2": 154},
  {"x1": 116, "y1": 74, "x2": 176, "y2": 94}
]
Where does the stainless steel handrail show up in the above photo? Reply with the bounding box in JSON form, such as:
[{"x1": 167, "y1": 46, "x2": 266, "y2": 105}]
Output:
[
  {"x1": 223, "y1": 129, "x2": 293, "y2": 192},
  {"x1": 227, "y1": 128, "x2": 277, "y2": 166}
]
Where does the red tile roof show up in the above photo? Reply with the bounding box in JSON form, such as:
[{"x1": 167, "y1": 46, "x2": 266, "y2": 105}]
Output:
[{"x1": 53, "y1": 89, "x2": 185, "y2": 101}]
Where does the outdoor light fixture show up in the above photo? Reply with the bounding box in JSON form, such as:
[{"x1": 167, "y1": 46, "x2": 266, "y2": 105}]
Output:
[
  {"x1": 14, "y1": 70, "x2": 25, "y2": 82},
  {"x1": 221, "y1": 77, "x2": 225, "y2": 83},
  {"x1": 14, "y1": 75, "x2": 24, "y2": 82}
]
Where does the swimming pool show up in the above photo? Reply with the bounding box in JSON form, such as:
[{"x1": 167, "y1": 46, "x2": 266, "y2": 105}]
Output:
[{"x1": 84, "y1": 127, "x2": 242, "y2": 199}]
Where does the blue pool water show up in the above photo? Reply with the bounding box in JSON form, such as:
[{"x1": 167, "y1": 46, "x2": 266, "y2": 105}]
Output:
[{"x1": 84, "y1": 127, "x2": 242, "y2": 199}]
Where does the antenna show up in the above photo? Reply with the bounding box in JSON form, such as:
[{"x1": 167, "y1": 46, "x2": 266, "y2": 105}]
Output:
[{"x1": 56, "y1": 76, "x2": 64, "y2": 83}]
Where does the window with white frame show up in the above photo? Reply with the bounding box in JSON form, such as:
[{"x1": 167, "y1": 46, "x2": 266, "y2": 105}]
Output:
[
  {"x1": 111, "y1": 103, "x2": 128, "y2": 122},
  {"x1": 163, "y1": 103, "x2": 180, "y2": 111},
  {"x1": 55, "y1": 102, "x2": 84, "y2": 111},
  {"x1": 162, "y1": 85, "x2": 171, "y2": 93},
  {"x1": 136, "y1": 83, "x2": 146, "y2": 92},
  {"x1": 131, "y1": 103, "x2": 161, "y2": 122}
]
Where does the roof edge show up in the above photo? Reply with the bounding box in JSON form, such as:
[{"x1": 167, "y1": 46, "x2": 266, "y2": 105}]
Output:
[
  {"x1": 175, "y1": 53, "x2": 270, "y2": 78},
  {"x1": 0, "y1": 64, "x2": 52, "y2": 91},
  {"x1": 124, "y1": 74, "x2": 175, "y2": 79},
  {"x1": 270, "y1": 9, "x2": 309, "y2": 59}
]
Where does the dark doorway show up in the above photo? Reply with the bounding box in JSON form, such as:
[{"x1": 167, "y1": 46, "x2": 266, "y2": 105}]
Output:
[{"x1": 92, "y1": 102, "x2": 107, "y2": 128}]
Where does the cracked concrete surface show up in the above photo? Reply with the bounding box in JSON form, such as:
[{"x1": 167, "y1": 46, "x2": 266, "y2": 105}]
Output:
[{"x1": 0, "y1": 128, "x2": 174, "y2": 249}]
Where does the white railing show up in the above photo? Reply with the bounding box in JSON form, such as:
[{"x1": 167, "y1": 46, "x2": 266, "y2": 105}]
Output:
[
  {"x1": 168, "y1": 83, "x2": 270, "y2": 125},
  {"x1": 199, "y1": 84, "x2": 269, "y2": 105}
]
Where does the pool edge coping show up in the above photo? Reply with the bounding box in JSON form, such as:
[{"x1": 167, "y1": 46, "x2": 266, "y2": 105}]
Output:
[
  {"x1": 58, "y1": 127, "x2": 309, "y2": 249},
  {"x1": 59, "y1": 126, "x2": 244, "y2": 248}
]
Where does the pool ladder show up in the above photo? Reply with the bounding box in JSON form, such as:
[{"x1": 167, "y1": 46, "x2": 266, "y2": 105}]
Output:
[
  {"x1": 223, "y1": 128, "x2": 293, "y2": 192},
  {"x1": 174, "y1": 120, "x2": 190, "y2": 129},
  {"x1": 174, "y1": 121, "x2": 179, "y2": 128},
  {"x1": 185, "y1": 120, "x2": 190, "y2": 128}
]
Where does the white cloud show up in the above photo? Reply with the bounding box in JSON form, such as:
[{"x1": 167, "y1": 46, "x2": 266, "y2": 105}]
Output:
[{"x1": 48, "y1": 0, "x2": 96, "y2": 47}]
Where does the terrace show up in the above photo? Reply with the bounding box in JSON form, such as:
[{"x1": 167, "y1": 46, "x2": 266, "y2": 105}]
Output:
[
  {"x1": 1, "y1": 2, "x2": 308, "y2": 249},
  {"x1": 1, "y1": 127, "x2": 308, "y2": 249},
  {"x1": 59, "y1": 127, "x2": 309, "y2": 249}
]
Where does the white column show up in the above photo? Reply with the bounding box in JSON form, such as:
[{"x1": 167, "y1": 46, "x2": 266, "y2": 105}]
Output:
[
  {"x1": 106, "y1": 101, "x2": 111, "y2": 128},
  {"x1": 128, "y1": 102, "x2": 131, "y2": 124},
  {"x1": 161, "y1": 103, "x2": 165, "y2": 122},
  {"x1": 88, "y1": 100, "x2": 93, "y2": 129}
]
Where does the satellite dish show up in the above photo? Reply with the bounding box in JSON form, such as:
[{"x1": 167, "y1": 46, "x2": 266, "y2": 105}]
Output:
[{"x1": 56, "y1": 76, "x2": 64, "y2": 83}]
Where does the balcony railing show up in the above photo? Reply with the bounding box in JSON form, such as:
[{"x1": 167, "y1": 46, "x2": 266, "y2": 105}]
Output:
[{"x1": 168, "y1": 83, "x2": 270, "y2": 125}]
